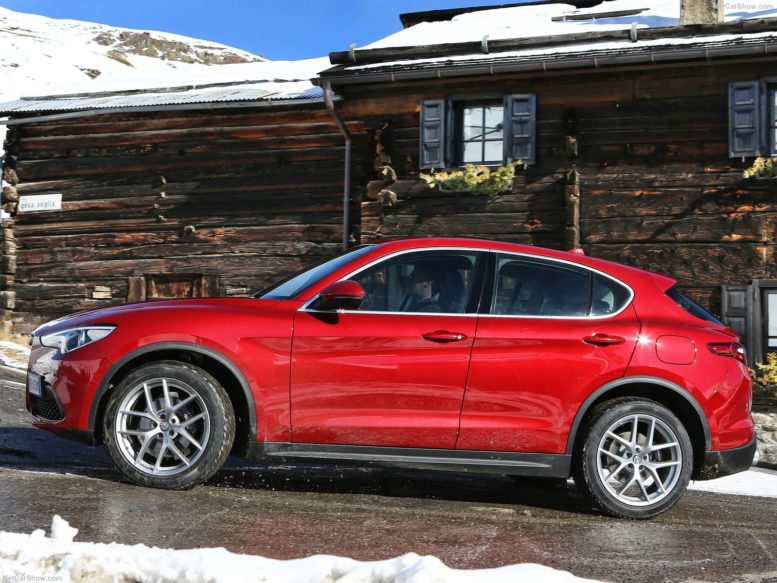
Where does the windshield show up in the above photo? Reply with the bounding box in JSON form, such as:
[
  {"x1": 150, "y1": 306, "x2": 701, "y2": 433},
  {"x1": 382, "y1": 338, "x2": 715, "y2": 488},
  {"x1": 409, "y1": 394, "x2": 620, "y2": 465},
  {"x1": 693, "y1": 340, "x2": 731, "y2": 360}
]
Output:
[
  {"x1": 255, "y1": 245, "x2": 374, "y2": 300},
  {"x1": 666, "y1": 286, "x2": 723, "y2": 325}
]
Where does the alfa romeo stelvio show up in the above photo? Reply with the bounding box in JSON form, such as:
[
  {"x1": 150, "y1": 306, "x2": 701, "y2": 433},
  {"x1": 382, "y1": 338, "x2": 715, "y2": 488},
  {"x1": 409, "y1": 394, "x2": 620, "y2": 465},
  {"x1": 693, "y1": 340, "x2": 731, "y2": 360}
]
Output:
[{"x1": 26, "y1": 238, "x2": 755, "y2": 518}]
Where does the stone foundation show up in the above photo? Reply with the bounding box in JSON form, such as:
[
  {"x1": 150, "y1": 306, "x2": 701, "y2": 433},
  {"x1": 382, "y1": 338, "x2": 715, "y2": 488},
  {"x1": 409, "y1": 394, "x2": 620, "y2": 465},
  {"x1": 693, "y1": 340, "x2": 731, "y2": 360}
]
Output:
[{"x1": 754, "y1": 412, "x2": 777, "y2": 467}]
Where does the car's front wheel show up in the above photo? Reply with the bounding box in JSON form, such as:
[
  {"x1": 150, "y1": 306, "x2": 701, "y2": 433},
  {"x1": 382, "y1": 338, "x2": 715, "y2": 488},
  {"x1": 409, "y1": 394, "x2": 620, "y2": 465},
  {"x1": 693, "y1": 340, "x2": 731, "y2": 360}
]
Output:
[
  {"x1": 103, "y1": 360, "x2": 235, "y2": 489},
  {"x1": 574, "y1": 397, "x2": 693, "y2": 519}
]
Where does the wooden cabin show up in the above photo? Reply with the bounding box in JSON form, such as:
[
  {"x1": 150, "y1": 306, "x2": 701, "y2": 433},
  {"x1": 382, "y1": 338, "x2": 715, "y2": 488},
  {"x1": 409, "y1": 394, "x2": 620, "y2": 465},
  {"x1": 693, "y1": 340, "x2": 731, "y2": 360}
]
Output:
[
  {"x1": 310, "y1": 1, "x2": 777, "y2": 365},
  {"x1": 0, "y1": 62, "x2": 370, "y2": 332},
  {"x1": 1, "y1": 0, "x2": 776, "y2": 363}
]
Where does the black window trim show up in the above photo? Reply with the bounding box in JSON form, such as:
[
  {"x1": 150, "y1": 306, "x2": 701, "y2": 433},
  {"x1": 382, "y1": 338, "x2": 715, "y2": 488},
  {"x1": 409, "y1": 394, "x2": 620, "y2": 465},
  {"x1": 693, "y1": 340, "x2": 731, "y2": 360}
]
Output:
[
  {"x1": 449, "y1": 92, "x2": 507, "y2": 168},
  {"x1": 478, "y1": 250, "x2": 635, "y2": 320}
]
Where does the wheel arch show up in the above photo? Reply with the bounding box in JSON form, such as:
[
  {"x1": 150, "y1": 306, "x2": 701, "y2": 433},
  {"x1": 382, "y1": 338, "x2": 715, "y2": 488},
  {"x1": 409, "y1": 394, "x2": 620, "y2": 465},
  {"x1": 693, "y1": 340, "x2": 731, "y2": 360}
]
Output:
[
  {"x1": 566, "y1": 376, "x2": 711, "y2": 477},
  {"x1": 90, "y1": 342, "x2": 257, "y2": 454}
]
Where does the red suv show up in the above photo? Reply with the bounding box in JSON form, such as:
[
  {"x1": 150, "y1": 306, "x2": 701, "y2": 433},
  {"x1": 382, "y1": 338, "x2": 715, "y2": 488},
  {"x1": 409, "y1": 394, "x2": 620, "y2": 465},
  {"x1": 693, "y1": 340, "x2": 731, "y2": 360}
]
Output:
[{"x1": 26, "y1": 238, "x2": 755, "y2": 518}]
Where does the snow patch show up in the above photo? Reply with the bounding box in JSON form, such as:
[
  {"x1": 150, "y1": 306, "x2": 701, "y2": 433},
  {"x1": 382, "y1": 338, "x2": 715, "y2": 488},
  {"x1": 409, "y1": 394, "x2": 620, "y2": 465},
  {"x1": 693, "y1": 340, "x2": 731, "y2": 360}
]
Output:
[
  {"x1": 0, "y1": 516, "x2": 601, "y2": 583},
  {"x1": 0, "y1": 339, "x2": 30, "y2": 370},
  {"x1": 689, "y1": 468, "x2": 777, "y2": 498}
]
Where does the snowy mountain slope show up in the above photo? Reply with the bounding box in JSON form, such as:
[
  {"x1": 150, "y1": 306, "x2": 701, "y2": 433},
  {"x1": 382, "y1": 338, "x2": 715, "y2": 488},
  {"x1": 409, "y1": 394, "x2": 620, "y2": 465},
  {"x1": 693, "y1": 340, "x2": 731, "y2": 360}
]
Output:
[{"x1": 0, "y1": 5, "x2": 264, "y2": 102}]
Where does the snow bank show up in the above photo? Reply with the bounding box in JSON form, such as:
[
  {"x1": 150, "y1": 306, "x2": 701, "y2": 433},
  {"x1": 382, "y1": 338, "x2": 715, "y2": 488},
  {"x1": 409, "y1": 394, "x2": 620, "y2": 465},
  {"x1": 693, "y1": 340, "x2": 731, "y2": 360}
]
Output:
[
  {"x1": 0, "y1": 339, "x2": 29, "y2": 370},
  {"x1": 0, "y1": 516, "x2": 600, "y2": 583},
  {"x1": 689, "y1": 468, "x2": 777, "y2": 498}
]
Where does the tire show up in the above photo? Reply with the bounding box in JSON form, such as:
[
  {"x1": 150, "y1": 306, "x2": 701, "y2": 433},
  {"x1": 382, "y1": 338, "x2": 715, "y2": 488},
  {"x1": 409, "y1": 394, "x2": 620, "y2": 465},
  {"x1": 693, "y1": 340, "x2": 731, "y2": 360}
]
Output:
[
  {"x1": 103, "y1": 360, "x2": 235, "y2": 489},
  {"x1": 573, "y1": 397, "x2": 693, "y2": 519}
]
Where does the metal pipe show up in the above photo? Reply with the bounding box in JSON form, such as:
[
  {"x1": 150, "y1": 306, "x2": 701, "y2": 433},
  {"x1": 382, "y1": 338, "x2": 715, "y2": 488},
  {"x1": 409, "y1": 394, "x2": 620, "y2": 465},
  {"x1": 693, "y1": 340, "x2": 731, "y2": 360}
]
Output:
[{"x1": 322, "y1": 80, "x2": 352, "y2": 250}]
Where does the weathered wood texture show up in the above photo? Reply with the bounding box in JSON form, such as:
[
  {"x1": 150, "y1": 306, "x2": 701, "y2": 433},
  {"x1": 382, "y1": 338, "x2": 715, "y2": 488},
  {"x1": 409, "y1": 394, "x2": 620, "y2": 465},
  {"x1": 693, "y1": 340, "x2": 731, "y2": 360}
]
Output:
[
  {"x1": 4, "y1": 105, "x2": 368, "y2": 331},
  {"x1": 347, "y1": 60, "x2": 777, "y2": 316}
]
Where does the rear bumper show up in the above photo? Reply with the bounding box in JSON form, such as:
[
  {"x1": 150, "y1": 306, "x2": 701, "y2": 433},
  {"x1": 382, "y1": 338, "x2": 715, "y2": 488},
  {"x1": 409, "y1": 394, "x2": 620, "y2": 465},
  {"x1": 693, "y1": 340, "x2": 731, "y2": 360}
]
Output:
[{"x1": 696, "y1": 436, "x2": 757, "y2": 480}]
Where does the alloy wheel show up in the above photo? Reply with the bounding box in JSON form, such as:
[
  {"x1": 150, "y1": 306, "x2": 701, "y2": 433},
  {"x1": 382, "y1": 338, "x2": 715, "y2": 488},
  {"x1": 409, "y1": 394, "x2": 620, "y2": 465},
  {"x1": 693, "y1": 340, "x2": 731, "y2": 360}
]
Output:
[
  {"x1": 596, "y1": 413, "x2": 683, "y2": 507},
  {"x1": 114, "y1": 377, "x2": 211, "y2": 477}
]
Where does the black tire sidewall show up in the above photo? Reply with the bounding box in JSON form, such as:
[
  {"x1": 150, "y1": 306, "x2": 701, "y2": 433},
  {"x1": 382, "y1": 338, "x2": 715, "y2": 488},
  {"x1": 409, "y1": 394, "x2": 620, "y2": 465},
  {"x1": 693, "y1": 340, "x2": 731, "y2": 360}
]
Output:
[
  {"x1": 577, "y1": 399, "x2": 694, "y2": 519},
  {"x1": 103, "y1": 360, "x2": 235, "y2": 490}
]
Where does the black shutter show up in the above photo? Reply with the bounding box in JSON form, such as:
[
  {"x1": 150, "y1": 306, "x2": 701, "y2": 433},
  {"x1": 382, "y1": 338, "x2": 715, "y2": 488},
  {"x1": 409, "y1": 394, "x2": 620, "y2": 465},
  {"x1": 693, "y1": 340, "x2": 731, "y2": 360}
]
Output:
[
  {"x1": 419, "y1": 99, "x2": 447, "y2": 169},
  {"x1": 721, "y1": 284, "x2": 753, "y2": 364},
  {"x1": 505, "y1": 94, "x2": 536, "y2": 166},
  {"x1": 728, "y1": 81, "x2": 762, "y2": 158}
]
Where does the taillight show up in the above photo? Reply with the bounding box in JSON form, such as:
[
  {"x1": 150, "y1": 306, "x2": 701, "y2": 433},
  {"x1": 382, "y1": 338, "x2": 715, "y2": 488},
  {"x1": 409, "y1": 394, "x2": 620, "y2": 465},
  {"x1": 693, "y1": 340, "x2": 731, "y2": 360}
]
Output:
[{"x1": 707, "y1": 342, "x2": 746, "y2": 363}]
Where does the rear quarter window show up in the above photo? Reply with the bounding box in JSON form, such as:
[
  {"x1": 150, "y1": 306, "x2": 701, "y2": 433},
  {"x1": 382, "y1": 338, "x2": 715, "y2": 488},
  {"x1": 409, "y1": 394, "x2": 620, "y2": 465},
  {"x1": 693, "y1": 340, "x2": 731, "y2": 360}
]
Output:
[{"x1": 666, "y1": 286, "x2": 723, "y2": 325}]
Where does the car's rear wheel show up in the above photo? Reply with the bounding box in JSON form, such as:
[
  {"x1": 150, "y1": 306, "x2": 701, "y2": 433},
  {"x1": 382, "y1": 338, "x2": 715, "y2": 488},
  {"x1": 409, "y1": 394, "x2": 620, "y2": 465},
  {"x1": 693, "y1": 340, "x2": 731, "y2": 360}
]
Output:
[
  {"x1": 574, "y1": 397, "x2": 693, "y2": 519},
  {"x1": 103, "y1": 361, "x2": 235, "y2": 489}
]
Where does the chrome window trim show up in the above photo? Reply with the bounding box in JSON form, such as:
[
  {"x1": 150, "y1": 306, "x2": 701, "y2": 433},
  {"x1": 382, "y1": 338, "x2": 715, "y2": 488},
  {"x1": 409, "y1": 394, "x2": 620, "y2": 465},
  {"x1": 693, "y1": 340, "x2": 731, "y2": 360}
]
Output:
[
  {"x1": 298, "y1": 246, "x2": 635, "y2": 320},
  {"x1": 299, "y1": 246, "x2": 483, "y2": 314},
  {"x1": 486, "y1": 249, "x2": 635, "y2": 321}
]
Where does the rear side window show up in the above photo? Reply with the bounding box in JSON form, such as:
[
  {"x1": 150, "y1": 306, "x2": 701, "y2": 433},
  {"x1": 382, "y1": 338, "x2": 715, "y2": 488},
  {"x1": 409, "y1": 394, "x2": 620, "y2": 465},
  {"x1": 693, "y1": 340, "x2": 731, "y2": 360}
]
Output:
[
  {"x1": 492, "y1": 256, "x2": 631, "y2": 318},
  {"x1": 666, "y1": 286, "x2": 723, "y2": 325}
]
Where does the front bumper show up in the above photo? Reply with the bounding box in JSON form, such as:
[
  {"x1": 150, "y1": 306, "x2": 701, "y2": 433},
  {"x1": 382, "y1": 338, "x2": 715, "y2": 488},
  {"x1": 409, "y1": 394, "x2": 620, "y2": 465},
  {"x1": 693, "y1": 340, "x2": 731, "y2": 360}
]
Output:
[{"x1": 696, "y1": 436, "x2": 757, "y2": 480}]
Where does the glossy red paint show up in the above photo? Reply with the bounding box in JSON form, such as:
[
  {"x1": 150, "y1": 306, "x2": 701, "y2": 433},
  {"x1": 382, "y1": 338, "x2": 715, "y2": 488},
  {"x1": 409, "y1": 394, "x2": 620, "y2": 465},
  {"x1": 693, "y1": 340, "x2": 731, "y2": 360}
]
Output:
[
  {"x1": 291, "y1": 310, "x2": 476, "y2": 448},
  {"x1": 25, "y1": 237, "x2": 754, "y2": 483},
  {"x1": 459, "y1": 305, "x2": 640, "y2": 453}
]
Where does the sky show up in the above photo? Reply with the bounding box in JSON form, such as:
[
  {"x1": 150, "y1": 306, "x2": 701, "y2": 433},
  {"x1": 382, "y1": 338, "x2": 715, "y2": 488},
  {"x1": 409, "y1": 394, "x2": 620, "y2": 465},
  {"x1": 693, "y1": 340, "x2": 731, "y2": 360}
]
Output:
[{"x1": 0, "y1": 0, "x2": 513, "y2": 60}]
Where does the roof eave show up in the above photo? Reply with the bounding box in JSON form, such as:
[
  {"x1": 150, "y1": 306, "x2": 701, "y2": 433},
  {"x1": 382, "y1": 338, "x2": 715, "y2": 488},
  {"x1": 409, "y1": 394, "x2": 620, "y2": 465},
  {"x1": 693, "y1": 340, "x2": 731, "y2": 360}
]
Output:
[
  {"x1": 327, "y1": 17, "x2": 777, "y2": 67},
  {"x1": 318, "y1": 38, "x2": 777, "y2": 86}
]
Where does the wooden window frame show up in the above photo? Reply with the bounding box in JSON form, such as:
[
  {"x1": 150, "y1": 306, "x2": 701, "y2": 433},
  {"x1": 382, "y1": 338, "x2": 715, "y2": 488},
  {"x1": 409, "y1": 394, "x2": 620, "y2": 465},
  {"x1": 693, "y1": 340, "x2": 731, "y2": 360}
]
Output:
[
  {"x1": 450, "y1": 95, "x2": 506, "y2": 167},
  {"x1": 419, "y1": 93, "x2": 536, "y2": 170}
]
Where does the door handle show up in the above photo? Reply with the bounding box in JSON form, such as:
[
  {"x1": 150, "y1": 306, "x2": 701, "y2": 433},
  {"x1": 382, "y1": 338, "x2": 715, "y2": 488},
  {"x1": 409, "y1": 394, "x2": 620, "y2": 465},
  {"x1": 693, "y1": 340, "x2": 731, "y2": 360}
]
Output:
[
  {"x1": 422, "y1": 330, "x2": 468, "y2": 343},
  {"x1": 583, "y1": 333, "x2": 625, "y2": 347}
]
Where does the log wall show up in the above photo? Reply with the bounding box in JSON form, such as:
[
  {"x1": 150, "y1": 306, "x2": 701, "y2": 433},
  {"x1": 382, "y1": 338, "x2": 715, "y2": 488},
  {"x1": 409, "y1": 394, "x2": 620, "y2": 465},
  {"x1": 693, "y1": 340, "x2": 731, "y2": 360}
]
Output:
[
  {"x1": 2, "y1": 104, "x2": 371, "y2": 331},
  {"x1": 345, "y1": 60, "x2": 777, "y2": 314}
]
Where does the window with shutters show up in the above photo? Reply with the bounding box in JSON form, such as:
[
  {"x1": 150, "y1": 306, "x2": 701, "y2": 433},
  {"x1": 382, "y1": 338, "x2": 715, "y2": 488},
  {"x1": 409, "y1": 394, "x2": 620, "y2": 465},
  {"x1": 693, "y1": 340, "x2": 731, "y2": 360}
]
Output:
[
  {"x1": 728, "y1": 81, "x2": 777, "y2": 158},
  {"x1": 770, "y1": 86, "x2": 777, "y2": 155},
  {"x1": 419, "y1": 94, "x2": 536, "y2": 169}
]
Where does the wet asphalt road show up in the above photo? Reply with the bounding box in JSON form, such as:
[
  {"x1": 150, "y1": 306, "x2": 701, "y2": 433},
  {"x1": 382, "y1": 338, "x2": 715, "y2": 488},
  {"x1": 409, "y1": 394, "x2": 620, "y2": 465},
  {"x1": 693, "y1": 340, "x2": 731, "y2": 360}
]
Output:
[{"x1": 2, "y1": 369, "x2": 777, "y2": 583}]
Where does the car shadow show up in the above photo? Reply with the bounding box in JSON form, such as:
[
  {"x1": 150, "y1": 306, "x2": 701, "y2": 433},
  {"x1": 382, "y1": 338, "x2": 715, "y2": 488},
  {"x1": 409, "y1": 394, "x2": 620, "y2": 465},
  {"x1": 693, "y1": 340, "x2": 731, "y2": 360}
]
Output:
[
  {"x1": 207, "y1": 460, "x2": 600, "y2": 516},
  {"x1": 0, "y1": 425, "x2": 598, "y2": 516}
]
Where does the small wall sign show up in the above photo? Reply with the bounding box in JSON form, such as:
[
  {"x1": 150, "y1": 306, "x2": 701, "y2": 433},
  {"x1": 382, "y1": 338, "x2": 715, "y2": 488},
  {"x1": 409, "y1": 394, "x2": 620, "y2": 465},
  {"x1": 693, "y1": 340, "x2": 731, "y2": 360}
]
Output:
[{"x1": 18, "y1": 194, "x2": 63, "y2": 212}]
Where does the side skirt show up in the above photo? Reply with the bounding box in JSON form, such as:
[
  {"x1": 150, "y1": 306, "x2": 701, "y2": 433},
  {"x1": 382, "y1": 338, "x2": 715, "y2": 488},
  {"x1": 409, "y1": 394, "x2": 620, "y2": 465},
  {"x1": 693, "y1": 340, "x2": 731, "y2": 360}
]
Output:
[{"x1": 244, "y1": 442, "x2": 571, "y2": 478}]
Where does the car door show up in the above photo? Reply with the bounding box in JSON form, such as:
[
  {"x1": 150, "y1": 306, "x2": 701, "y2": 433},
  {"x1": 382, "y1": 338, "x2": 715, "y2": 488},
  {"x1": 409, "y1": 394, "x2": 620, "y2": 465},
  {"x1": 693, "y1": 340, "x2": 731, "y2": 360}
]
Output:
[
  {"x1": 290, "y1": 249, "x2": 482, "y2": 449},
  {"x1": 458, "y1": 252, "x2": 640, "y2": 454}
]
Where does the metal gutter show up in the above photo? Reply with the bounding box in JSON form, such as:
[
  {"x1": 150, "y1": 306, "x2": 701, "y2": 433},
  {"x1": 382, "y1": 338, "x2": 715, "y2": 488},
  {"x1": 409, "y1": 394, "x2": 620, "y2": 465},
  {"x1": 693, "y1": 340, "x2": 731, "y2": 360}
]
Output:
[
  {"x1": 329, "y1": 18, "x2": 777, "y2": 66},
  {"x1": 0, "y1": 97, "x2": 333, "y2": 126},
  {"x1": 318, "y1": 39, "x2": 777, "y2": 86},
  {"x1": 322, "y1": 80, "x2": 352, "y2": 251}
]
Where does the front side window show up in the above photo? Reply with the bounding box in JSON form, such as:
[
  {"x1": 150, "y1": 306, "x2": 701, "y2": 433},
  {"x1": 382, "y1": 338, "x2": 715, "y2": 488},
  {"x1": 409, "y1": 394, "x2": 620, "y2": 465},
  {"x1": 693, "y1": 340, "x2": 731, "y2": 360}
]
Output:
[{"x1": 349, "y1": 251, "x2": 479, "y2": 314}]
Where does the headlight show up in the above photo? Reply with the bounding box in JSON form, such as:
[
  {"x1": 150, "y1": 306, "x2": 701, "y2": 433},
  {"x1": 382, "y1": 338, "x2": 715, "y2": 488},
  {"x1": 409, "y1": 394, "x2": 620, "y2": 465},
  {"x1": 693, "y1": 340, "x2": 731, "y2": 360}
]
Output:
[{"x1": 40, "y1": 326, "x2": 116, "y2": 354}]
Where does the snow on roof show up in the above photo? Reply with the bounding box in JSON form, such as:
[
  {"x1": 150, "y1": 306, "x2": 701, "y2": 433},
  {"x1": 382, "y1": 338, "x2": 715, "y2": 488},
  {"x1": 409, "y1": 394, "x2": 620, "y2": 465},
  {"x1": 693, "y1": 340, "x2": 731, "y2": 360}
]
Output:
[
  {"x1": 323, "y1": 0, "x2": 777, "y2": 82},
  {"x1": 0, "y1": 57, "x2": 331, "y2": 116},
  {"x1": 363, "y1": 0, "x2": 772, "y2": 49},
  {"x1": 342, "y1": 30, "x2": 777, "y2": 76}
]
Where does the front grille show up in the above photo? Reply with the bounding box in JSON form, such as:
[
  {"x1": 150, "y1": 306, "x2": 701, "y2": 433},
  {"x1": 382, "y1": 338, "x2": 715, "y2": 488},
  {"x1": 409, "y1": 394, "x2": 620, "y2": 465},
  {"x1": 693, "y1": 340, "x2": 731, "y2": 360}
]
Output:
[{"x1": 33, "y1": 395, "x2": 64, "y2": 421}]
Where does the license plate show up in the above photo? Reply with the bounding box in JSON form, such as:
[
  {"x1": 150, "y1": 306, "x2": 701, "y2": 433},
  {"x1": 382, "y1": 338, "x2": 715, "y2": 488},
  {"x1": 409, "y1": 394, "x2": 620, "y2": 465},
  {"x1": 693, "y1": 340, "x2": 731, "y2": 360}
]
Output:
[{"x1": 27, "y1": 373, "x2": 42, "y2": 397}]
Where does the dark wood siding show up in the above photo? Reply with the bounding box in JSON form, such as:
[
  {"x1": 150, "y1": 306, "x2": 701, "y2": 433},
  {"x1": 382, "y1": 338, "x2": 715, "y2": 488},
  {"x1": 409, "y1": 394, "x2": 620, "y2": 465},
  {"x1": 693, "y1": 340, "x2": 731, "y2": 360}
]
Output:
[
  {"x1": 345, "y1": 60, "x2": 777, "y2": 315},
  {"x1": 2, "y1": 104, "x2": 370, "y2": 331}
]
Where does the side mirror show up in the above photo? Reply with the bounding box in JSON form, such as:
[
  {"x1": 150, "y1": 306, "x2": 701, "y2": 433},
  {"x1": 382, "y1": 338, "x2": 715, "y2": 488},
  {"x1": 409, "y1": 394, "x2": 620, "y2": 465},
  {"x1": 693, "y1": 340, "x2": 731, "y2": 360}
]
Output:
[{"x1": 313, "y1": 280, "x2": 365, "y2": 311}]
